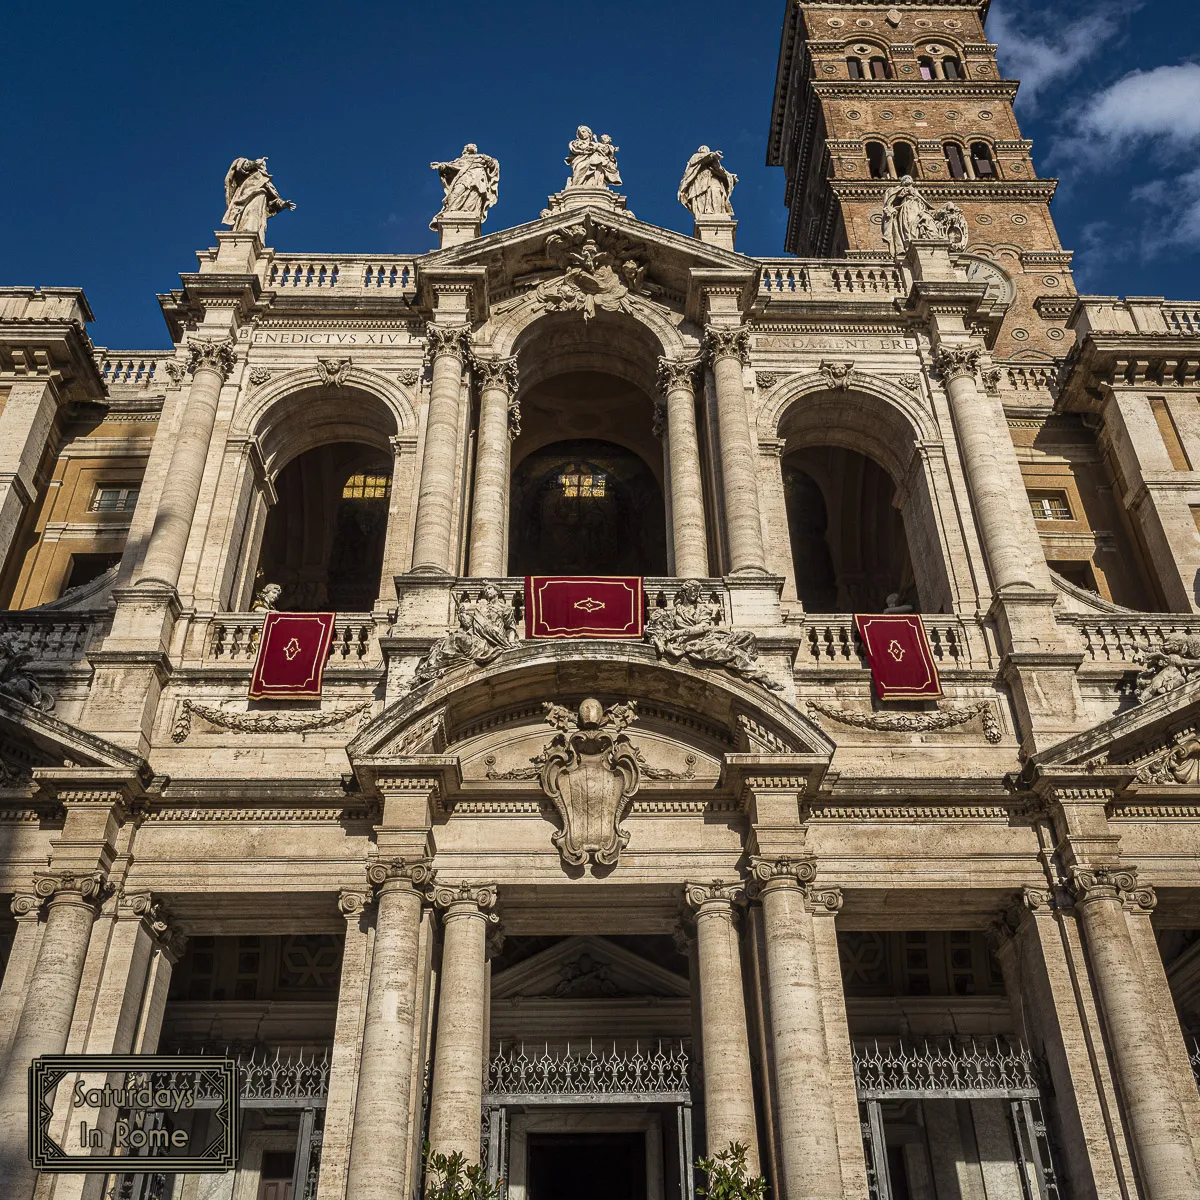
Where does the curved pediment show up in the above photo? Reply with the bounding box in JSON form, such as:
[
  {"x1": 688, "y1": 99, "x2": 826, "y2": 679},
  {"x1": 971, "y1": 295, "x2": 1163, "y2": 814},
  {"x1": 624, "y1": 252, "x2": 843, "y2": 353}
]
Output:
[{"x1": 347, "y1": 640, "x2": 833, "y2": 798}]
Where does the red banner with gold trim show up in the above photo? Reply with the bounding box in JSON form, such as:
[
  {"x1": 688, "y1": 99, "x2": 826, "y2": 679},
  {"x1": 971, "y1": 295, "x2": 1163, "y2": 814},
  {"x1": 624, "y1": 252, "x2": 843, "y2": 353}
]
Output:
[
  {"x1": 249, "y1": 612, "x2": 337, "y2": 700},
  {"x1": 525, "y1": 576, "x2": 644, "y2": 640},
  {"x1": 854, "y1": 614, "x2": 943, "y2": 701}
]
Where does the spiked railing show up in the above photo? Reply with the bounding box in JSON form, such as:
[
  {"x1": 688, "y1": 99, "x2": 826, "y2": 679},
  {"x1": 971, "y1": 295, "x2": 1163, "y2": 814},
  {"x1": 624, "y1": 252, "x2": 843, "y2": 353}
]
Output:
[
  {"x1": 487, "y1": 1039, "x2": 691, "y2": 1104},
  {"x1": 853, "y1": 1038, "x2": 1040, "y2": 1100}
]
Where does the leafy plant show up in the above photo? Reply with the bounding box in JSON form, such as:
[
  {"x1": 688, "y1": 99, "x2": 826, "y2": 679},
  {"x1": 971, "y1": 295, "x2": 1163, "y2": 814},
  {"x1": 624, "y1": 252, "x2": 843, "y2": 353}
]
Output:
[
  {"x1": 423, "y1": 1143, "x2": 504, "y2": 1200},
  {"x1": 696, "y1": 1142, "x2": 768, "y2": 1200}
]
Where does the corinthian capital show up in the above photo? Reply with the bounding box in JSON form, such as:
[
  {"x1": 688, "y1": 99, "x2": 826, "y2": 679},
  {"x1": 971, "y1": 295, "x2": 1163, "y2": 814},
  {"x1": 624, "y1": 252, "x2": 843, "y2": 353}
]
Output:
[
  {"x1": 472, "y1": 353, "x2": 519, "y2": 395},
  {"x1": 703, "y1": 325, "x2": 751, "y2": 366},
  {"x1": 365, "y1": 857, "x2": 436, "y2": 891},
  {"x1": 935, "y1": 344, "x2": 983, "y2": 383},
  {"x1": 684, "y1": 879, "x2": 746, "y2": 911},
  {"x1": 432, "y1": 879, "x2": 499, "y2": 919},
  {"x1": 656, "y1": 355, "x2": 700, "y2": 395},
  {"x1": 1068, "y1": 865, "x2": 1156, "y2": 912},
  {"x1": 186, "y1": 337, "x2": 237, "y2": 380},
  {"x1": 33, "y1": 869, "x2": 110, "y2": 907},
  {"x1": 424, "y1": 323, "x2": 473, "y2": 363}
]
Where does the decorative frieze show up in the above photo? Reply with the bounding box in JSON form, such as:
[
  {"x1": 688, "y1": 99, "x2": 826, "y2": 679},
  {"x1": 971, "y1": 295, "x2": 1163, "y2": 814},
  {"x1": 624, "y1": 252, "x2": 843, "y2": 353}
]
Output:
[{"x1": 171, "y1": 698, "x2": 373, "y2": 741}]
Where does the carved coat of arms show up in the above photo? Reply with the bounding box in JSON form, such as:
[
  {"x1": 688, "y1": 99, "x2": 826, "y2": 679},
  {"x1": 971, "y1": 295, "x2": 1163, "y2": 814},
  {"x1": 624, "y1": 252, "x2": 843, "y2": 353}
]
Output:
[
  {"x1": 534, "y1": 217, "x2": 647, "y2": 321},
  {"x1": 538, "y1": 698, "x2": 641, "y2": 867}
]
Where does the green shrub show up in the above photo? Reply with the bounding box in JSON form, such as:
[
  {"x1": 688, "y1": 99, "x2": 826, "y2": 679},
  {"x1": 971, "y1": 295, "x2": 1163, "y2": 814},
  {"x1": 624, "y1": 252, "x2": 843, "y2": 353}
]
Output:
[{"x1": 696, "y1": 1142, "x2": 768, "y2": 1200}]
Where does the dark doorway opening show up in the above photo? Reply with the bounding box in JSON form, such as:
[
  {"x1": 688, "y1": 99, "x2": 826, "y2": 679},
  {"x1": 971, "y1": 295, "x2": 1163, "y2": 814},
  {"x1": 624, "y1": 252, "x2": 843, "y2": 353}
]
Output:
[{"x1": 528, "y1": 1132, "x2": 646, "y2": 1200}]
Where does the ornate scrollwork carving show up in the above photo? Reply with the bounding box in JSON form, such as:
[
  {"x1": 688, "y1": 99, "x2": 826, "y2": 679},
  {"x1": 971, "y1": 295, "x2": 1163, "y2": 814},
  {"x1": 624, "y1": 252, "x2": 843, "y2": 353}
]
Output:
[
  {"x1": 808, "y1": 885, "x2": 844, "y2": 913},
  {"x1": 684, "y1": 880, "x2": 746, "y2": 910},
  {"x1": 472, "y1": 354, "x2": 519, "y2": 395},
  {"x1": 122, "y1": 890, "x2": 186, "y2": 955},
  {"x1": 534, "y1": 217, "x2": 647, "y2": 321},
  {"x1": 702, "y1": 325, "x2": 750, "y2": 366},
  {"x1": 186, "y1": 338, "x2": 237, "y2": 380},
  {"x1": 935, "y1": 345, "x2": 984, "y2": 383},
  {"x1": 805, "y1": 698, "x2": 1002, "y2": 743},
  {"x1": 338, "y1": 888, "x2": 372, "y2": 917},
  {"x1": 431, "y1": 879, "x2": 499, "y2": 918},
  {"x1": 1135, "y1": 728, "x2": 1200, "y2": 785},
  {"x1": 1068, "y1": 866, "x2": 1156, "y2": 912},
  {"x1": 657, "y1": 356, "x2": 701, "y2": 395},
  {"x1": 749, "y1": 856, "x2": 818, "y2": 890},
  {"x1": 11, "y1": 892, "x2": 41, "y2": 918},
  {"x1": 316, "y1": 357, "x2": 353, "y2": 387},
  {"x1": 249, "y1": 366, "x2": 272, "y2": 387},
  {"x1": 33, "y1": 869, "x2": 110, "y2": 905},
  {"x1": 398, "y1": 368, "x2": 422, "y2": 387},
  {"x1": 424, "y1": 324, "x2": 473, "y2": 364},
  {"x1": 365, "y1": 857, "x2": 436, "y2": 891},
  {"x1": 651, "y1": 399, "x2": 667, "y2": 440},
  {"x1": 171, "y1": 698, "x2": 373, "y2": 742},
  {"x1": 538, "y1": 699, "x2": 641, "y2": 868}
]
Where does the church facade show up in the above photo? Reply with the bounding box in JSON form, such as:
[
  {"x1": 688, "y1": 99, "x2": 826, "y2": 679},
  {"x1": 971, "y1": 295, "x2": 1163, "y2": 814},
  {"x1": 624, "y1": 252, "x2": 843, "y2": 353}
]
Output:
[{"x1": 3, "y1": 3, "x2": 1200, "y2": 1199}]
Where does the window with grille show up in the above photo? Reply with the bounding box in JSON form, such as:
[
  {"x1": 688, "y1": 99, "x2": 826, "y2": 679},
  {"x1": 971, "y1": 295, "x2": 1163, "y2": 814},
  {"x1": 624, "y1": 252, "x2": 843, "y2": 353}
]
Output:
[
  {"x1": 342, "y1": 471, "x2": 392, "y2": 500},
  {"x1": 1029, "y1": 491, "x2": 1072, "y2": 520},
  {"x1": 90, "y1": 484, "x2": 140, "y2": 512},
  {"x1": 559, "y1": 468, "x2": 608, "y2": 499}
]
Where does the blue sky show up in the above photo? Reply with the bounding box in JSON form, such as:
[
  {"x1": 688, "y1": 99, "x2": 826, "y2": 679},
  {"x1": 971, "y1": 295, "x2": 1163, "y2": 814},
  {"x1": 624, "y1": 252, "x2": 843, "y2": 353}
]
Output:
[{"x1": 2, "y1": 0, "x2": 1196, "y2": 347}]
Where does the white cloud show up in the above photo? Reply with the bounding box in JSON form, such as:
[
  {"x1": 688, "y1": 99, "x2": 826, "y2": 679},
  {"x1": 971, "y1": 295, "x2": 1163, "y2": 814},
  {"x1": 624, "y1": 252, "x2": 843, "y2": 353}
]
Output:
[
  {"x1": 988, "y1": 0, "x2": 1143, "y2": 107},
  {"x1": 1075, "y1": 63, "x2": 1200, "y2": 143}
]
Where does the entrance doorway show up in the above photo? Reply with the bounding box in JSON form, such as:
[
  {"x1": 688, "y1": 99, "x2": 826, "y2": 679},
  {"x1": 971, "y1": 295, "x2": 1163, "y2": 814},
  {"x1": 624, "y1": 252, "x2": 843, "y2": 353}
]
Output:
[{"x1": 528, "y1": 1133, "x2": 647, "y2": 1200}]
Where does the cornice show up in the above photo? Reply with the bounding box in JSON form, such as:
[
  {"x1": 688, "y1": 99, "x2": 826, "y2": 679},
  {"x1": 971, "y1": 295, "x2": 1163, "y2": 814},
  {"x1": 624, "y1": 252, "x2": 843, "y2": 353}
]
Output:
[
  {"x1": 814, "y1": 81, "x2": 1017, "y2": 100},
  {"x1": 830, "y1": 179, "x2": 1058, "y2": 201}
]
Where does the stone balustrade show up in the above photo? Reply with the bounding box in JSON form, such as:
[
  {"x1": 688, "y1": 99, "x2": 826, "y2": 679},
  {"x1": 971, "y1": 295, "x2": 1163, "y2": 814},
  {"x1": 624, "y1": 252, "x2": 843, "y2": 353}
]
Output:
[
  {"x1": 199, "y1": 613, "x2": 381, "y2": 665},
  {"x1": 265, "y1": 255, "x2": 417, "y2": 295},
  {"x1": 792, "y1": 614, "x2": 994, "y2": 671},
  {"x1": 94, "y1": 350, "x2": 175, "y2": 391},
  {"x1": 758, "y1": 258, "x2": 906, "y2": 300},
  {"x1": 1063, "y1": 614, "x2": 1200, "y2": 666},
  {"x1": 0, "y1": 611, "x2": 108, "y2": 665}
]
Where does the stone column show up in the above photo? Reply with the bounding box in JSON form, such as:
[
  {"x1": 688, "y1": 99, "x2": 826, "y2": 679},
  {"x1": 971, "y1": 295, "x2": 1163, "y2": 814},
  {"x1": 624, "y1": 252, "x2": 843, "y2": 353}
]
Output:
[
  {"x1": 344, "y1": 860, "x2": 434, "y2": 1200},
  {"x1": 316, "y1": 888, "x2": 373, "y2": 1200},
  {"x1": 135, "y1": 338, "x2": 235, "y2": 591},
  {"x1": 0, "y1": 871, "x2": 108, "y2": 1200},
  {"x1": 703, "y1": 327, "x2": 767, "y2": 575},
  {"x1": 412, "y1": 324, "x2": 471, "y2": 574},
  {"x1": 0, "y1": 894, "x2": 44, "y2": 1066},
  {"x1": 749, "y1": 859, "x2": 843, "y2": 1200},
  {"x1": 468, "y1": 355, "x2": 519, "y2": 577},
  {"x1": 0, "y1": 379, "x2": 59, "y2": 576},
  {"x1": 657, "y1": 357, "x2": 709, "y2": 578},
  {"x1": 935, "y1": 345, "x2": 1041, "y2": 594},
  {"x1": 426, "y1": 881, "x2": 497, "y2": 1162},
  {"x1": 1069, "y1": 867, "x2": 1200, "y2": 1198},
  {"x1": 685, "y1": 881, "x2": 760, "y2": 1171}
]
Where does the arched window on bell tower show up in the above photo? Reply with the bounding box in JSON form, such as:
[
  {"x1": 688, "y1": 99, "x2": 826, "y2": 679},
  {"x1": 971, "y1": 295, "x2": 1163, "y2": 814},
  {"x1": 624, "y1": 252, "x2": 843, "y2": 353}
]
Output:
[
  {"x1": 867, "y1": 142, "x2": 891, "y2": 180},
  {"x1": 970, "y1": 142, "x2": 997, "y2": 179}
]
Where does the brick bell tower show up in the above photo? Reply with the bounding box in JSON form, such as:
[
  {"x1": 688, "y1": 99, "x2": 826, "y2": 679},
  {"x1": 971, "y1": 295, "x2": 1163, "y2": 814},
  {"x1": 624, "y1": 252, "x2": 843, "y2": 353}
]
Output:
[{"x1": 767, "y1": 0, "x2": 1076, "y2": 357}]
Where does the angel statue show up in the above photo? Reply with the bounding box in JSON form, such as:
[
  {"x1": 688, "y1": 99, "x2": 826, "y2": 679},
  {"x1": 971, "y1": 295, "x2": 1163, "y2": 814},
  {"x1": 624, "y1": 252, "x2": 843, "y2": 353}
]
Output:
[
  {"x1": 566, "y1": 126, "x2": 623, "y2": 190},
  {"x1": 429, "y1": 143, "x2": 500, "y2": 229},
  {"x1": 0, "y1": 634, "x2": 54, "y2": 711},
  {"x1": 222, "y1": 157, "x2": 296, "y2": 236},
  {"x1": 678, "y1": 146, "x2": 737, "y2": 217},
  {"x1": 880, "y1": 175, "x2": 942, "y2": 257}
]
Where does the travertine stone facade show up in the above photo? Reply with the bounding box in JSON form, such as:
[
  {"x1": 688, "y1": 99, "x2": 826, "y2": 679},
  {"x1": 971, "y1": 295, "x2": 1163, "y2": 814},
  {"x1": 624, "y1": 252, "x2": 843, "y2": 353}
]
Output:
[{"x1": 2, "y1": 3, "x2": 1200, "y2": 1199}]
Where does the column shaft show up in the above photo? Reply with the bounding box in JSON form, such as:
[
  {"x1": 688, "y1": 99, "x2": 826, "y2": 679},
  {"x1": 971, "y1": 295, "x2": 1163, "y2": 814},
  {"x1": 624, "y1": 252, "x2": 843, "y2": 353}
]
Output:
[
  {"x1": 426, "y1": 898, "x2": 491, "y2": 1161},
  {"x1": 468, "y1": 359, "x2": 517, "y2": 577},
  {"x1": 706, "y1": 332, "x2": 766, "y2": 574},
  {"x1": 0, "y1": 889, "x2": 100, "y2": 1200},
  {"x1": 939, "y1": 350, "x2": 1036, "y2": 593},
  {"x1": 758, "y1": 880, "x2": 842, "y2": 1200},
  {"x1": 0, "y1": 905, "x2": 43, "y2": 1067},
  {"x1": 659, "y1": 359, "x2": 709, "y2": 578},
  {"x1": 688, "y1": 886, "x2": 760, "y2": 1171},
  {"x1": 1076, "y1": 887, "x2": 1200, "y2": 1198},
  {"x1": 412, "y1": 328, "x2": 470, "y2": 573},
  {"x1": 137, "y1": 341, "x2": 233, "y2": 589},
  {"x1": 345, "y1": 879, "x2": 425, "y2": 1200}
]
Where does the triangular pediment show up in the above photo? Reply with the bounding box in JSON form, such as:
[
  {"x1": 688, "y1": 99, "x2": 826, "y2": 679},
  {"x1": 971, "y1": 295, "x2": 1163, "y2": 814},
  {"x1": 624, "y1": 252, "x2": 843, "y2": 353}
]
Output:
[
  {"x1": 419, "y1": 202, "x2": 758, "y2": 313},
  {"x1": 0, "y1": 695, "x2": 148, "y2": 793},
  {"x1": 491, "y1": 935, "x2": 690, "y2": 1001},
  {"x1": 1032, "y1": 678, "x2": 1200, "y2": 789}
]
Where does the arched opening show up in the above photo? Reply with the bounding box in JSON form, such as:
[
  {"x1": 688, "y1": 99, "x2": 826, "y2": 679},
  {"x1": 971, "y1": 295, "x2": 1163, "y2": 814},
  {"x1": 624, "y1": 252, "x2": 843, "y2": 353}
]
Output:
[
  {"x1": 944, "y1": 141, "x2": 970, "y2": 180},
  {"x1": 866, "y1": 141, "x2": 891, "y2": 179},
  {"x1": 509, "y1": 437, "x2": 666, "y2": 576},
  {"x1": 970, "y1": 141, "x2": 997, "y2": 178},
  {"x1": 869, "y1": 56, "x2": 891, "y2": 79},
  {"x1": 892, "y1": 141, "x2": 918, "y2": 178},
  {"x1": 942, "y1": 55, "x2": 963, "y2": 80},
  {"x1": 783, "y1": 446, "x2": 916, "y2": 613},
  {"x1": 255, "y1": 443, "x2": 392, "y2": 611}
]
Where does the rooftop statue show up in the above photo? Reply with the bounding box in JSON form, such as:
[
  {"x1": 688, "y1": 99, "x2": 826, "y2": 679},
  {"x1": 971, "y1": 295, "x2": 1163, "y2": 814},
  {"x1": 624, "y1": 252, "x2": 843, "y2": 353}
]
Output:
[
  {"x1": 880, "y1": 176, "x2": 967, "y2": 257},
  {"x1": 0, "y1": 633, "x2": 54, "y2": 711},
  {"x1": 430, "y1": 143, "x2": 500, "y2": 229},
  {"x1": 222, "y1": 157, "x2": 295, "y2": 236},
  {"x1": 410, "y1": 585, "x2": 519, "y2": 691},
  {"x1": 1134, "y1": 635, "x2": 1200, "y2": 705},
  {"x1": 565, "y1": 126, "x2": 623, "y2": 190},
  {"x1": 678, "y1": 146, "x2": 737, "y2": 217}
]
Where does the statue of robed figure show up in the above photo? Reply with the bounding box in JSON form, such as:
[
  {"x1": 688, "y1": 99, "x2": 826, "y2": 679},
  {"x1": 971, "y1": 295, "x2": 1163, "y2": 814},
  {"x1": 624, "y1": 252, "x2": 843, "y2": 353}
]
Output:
[
  {"x1": 678, "y1": 146, "x2": 737, "y2": 216},
  {"x1": 430, "y1": 143, "x2": 500, "y2": 229},
  {"x1": 222, "y1": 157, "x2": 295, "y2": 236}
]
